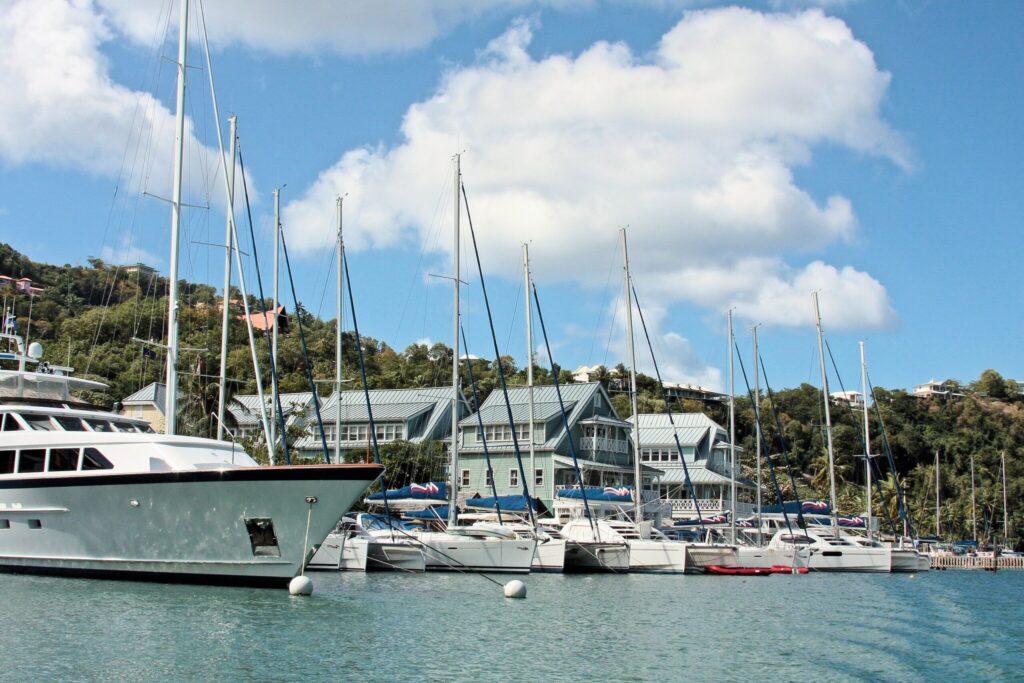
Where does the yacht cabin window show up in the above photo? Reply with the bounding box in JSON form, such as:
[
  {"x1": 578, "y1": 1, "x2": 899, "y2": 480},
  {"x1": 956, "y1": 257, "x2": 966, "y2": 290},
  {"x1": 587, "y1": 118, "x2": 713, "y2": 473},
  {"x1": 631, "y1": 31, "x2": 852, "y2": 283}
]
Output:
[
  {"x1": 82, "y1": 448, "x2": 113, "y2": 470},
  {"x1": 23, "y1": 414, "x2": 56, "y2": 431},
  {"x1": 0, "y1": 450, "x2": 13, "y2": 474},
  {"x1": 48, "y1": 448, "x2": 79, "y2": 472},
  {"x1": 53, "y1": 416, "x2": 86, "y2": 431},
  {"x1": 1, "y1": 414, "x2": 23, "y2": 431},
  {"x1": 85, "y1": 419, "x2": 113, "y2": 433},
  {"x1": 17, "y1": 449, "x2": 46, "y2": 473}
]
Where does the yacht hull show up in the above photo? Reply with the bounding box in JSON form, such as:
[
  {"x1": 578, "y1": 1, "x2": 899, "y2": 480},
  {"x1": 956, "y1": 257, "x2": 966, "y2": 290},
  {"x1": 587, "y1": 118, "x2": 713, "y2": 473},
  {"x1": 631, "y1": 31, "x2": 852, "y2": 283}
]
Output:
[
  {"x1": 626, "y1": 540, "x2": 687, "y2": 573},
  {"x1": 805, "y1": 546, "x2": 891, "y2": 572},
  {"x1": 532, "y1": 538, "x2": 566, "y2": 573},
  {"x1": 735, "y1": 545, "x2": 800, "y2": 569},
  {"x1": 686, "y1": 545, "x2": 739, "y2": 573},
  {"x1": 308, "y1": 532, "x2": 370, "y2": 571},
  {"x1": 416, "y1": 534, "x2": 536, "y2": 573},
  {"x1": 563, "y1": 541, "x2": 630, "y2": 572},
  {"x1": 0, "y1": 465, "x2": 382, "y2": 587},
  {"x1": 890, "y1": 548, "x2": 922, "y2": 573}
]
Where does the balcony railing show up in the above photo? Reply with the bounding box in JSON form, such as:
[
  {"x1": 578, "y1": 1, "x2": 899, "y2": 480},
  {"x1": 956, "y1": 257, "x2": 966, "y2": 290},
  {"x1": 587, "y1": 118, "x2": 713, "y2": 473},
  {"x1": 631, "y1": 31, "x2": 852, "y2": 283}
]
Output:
[
  {"x1": 668, "y1": 499, "x2": 755, "y2": 515},
  {"x1": 579, "y1": 436, "x2": 629, "y2": 454}
]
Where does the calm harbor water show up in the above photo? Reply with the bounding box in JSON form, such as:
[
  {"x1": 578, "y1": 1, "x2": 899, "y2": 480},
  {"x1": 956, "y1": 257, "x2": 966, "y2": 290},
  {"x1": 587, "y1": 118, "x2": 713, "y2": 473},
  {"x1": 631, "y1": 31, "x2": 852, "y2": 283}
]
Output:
[{"x1": 2, "y1": 569, "x2": 1021, "y2": 681}]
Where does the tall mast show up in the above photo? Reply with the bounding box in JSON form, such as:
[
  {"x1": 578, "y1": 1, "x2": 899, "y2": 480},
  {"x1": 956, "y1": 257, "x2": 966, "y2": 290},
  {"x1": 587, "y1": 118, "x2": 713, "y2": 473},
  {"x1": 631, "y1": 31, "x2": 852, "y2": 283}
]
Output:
[
  {"x1": 620, "y1": 228, "x2": 643, "y2": 525},
  {"x1": 163, "y1": 0, "x2": 189, "y2": 436},
  {"x1": 753, "y1": 324, "x2": 762, "y2": 546},
  {"x1": 523, "y1": 243, "x2": 537, "y2": 505},
  {"x1": 216, "y1": 114, "x2": 237, "y2": 441},
  {"x1": 1002, "y1": 450, "x2": 1009, "y2": 546},
  {"x1": 813, "y1": 291, "x2": 840, "y2": 532},
  {"x1": 860, "y1": 341, "x2": 873, "y2": 541},
  {"x1": 970, "y1": 452, "x2": 977, "y2": 544},
  {"x1": 335, "y1": 195, "x2": 345, "y2": 465},
  {"x1": 448, "y1": 154, "x2": 461, "y2": 529},
  {"x1": 935, "y1": 449, "x2": 940, "y2": 538},
  {"x1": 269, "y1": 188, "x2": 281, "y2": 452},
  {"x1": 728, "y1": 309, "x2": 737, "y2": 544}
]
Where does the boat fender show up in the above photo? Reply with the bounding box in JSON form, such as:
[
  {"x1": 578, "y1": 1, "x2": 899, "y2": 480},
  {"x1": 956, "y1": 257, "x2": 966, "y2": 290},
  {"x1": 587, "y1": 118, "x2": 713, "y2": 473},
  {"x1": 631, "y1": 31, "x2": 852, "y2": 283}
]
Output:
[
  {"x1": 504, "y1": 580, "x2": 527, "y2": 599},
  {"x1": 289, "y1": 575, "x2": 314, "y2": 596}
]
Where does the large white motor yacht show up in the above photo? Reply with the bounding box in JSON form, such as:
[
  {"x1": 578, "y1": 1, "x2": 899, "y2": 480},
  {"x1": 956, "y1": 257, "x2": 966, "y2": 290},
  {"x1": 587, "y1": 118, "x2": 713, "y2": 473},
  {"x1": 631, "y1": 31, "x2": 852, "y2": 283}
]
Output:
[{"x1": 0, "y1": 336, "x2": 382, "y2": 587}]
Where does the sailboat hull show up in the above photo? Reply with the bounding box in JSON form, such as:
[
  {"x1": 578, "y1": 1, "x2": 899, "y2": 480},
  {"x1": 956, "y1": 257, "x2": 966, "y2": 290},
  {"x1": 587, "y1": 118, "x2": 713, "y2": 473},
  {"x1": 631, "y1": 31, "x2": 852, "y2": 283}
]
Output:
[
  {"x1": 416, "y1": 533, "x2": 536, "y2": 573},
  {"x1": 563, "y1": 541, "x2": 630, "y2": 572}
]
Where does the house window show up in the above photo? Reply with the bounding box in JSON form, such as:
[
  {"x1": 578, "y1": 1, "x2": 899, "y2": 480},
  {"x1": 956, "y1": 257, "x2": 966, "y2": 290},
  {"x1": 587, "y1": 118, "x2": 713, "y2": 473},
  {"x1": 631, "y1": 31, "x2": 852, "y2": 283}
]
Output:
[
  {"x1": 485, "y1": 469, "x2": 493, "y2": 487},
  {"x1": 461, "y1": 469, "x2": 471, "y2": 487},
  {"x1": 484, "y1": 424, "x2": 513, "y2": 442},
  {"x1": 509, "y1": 469, "x2": 519, "y2": 488},
  {"x1": 515, "y1": 423, "x2": 531, "y2": 442},
  {"x1": 535, "y1": 468, "x2": 544, "y2": 486}
]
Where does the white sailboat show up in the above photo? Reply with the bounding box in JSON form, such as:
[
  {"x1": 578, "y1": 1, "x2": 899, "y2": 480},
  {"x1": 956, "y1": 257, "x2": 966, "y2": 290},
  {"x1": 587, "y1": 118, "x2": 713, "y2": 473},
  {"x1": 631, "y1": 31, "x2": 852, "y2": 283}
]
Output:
[
  {"x1": 411, "y1": 155, "x2": 535, "y2": 574},
  {"x1": 616, "y1": 229, "x2": 687, "y2": 573},
  {"x1": 308, "y1": 514, "x2": 425, "y2": 572},
  {"x1": 0, "y1": 0, "x2": 382, "y2": 587}
]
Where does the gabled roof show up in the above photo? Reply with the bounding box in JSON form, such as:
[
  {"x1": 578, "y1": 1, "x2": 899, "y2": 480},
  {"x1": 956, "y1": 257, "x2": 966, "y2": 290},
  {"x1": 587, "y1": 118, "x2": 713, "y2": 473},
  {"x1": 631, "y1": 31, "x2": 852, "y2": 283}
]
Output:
[
  {"x1": 122, "y1": 382, "x2": 167, "y2": 411},
  {"x1": 461, "y1": 382, "x2": 620, "y2": 453},
  {"x1": 318, "y1": 386, "x2": 464, "y2": 440},
  {"x1": 458, "y1": 400, "x2": 574, "y2": 427},
  {"x1": 229, "y1": 391, "x2": 315, "y2": 426},
  {"x1": 628, "y1": 413, "x2": 727, "y2": 448}
]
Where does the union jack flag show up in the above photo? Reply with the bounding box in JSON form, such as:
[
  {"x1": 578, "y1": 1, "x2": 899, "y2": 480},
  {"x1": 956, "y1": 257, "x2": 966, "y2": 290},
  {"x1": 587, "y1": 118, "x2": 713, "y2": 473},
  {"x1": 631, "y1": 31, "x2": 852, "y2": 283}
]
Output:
[
  {"x1": 410, "y1": 482, "x2": 439, "y2": 494},
  {"x1": 603, "y1": 487, "x2": 630, "y2": 497},
  {"x1": 802, "y1": 500, "x2": 829, "y2": 511}
]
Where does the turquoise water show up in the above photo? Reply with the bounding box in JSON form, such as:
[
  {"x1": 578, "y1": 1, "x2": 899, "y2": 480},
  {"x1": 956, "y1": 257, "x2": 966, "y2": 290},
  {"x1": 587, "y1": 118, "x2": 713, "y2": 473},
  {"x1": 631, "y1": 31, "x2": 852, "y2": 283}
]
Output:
[{"x1": 1, "y1": 570, "x2": 1021, "y2": 681}]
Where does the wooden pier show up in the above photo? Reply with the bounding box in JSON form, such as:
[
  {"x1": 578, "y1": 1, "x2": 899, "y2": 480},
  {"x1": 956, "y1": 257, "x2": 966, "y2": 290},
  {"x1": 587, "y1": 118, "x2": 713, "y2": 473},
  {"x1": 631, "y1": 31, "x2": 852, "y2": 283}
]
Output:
[{"x1": 930, "y1": 555, "x2": 1024, "y2": 570}]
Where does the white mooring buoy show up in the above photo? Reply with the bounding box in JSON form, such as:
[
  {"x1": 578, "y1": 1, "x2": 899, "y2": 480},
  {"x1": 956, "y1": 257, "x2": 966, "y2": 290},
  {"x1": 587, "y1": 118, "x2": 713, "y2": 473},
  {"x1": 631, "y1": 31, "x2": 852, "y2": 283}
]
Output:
[
  {"x1": 289, "y1": 575, "x2": 314, "y2": 596},
  {"x1": 503, "y1": 580, "x2": 527, "y2": 599}
]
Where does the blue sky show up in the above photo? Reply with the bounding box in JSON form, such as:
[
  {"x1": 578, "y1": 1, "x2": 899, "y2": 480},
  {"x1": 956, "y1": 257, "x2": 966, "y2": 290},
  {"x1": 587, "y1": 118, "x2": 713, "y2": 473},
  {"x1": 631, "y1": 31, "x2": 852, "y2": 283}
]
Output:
[{"x1": 0, "y1": 0, "x2": 1020, "y2": 394}]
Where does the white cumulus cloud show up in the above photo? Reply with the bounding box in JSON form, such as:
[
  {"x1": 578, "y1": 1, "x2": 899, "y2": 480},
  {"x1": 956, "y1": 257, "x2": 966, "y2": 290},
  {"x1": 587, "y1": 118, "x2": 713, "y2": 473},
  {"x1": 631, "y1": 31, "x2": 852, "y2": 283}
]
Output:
[
  {"x1": 0, "y1": 0, "x2": 227, "y2": 202},
  {"x1": 283, "y1": 8, "x2": 905, "y2": 333}
]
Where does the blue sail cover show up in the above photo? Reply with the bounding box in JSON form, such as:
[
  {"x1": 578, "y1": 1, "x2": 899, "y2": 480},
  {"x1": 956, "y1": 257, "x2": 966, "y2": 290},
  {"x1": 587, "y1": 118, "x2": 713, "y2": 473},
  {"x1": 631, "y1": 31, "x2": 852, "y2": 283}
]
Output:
[
  {"x1": 366, "y1": 481, "x2": 448, "y2": 502},
  {"x1": 556, "y1": 486, "x2": 633, "y2": 503},
  {"x1": 404, "y1": 506, "x2": 449, "y2": 520},
  {"x1": 464, "y1": 495, "x2": 540, "y2": 512},
  {"x1": 761, "y1": 500, "x2": 832, "y2": 516}
]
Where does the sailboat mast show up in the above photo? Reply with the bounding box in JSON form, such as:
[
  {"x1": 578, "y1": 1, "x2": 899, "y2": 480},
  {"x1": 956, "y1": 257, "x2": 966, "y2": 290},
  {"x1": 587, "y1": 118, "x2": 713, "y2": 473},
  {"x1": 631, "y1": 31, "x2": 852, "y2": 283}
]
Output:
[
  {"x1": 335, "y1": 195, "x2": 345, "y2": 465},
  {"x1": 164, "y1": 0, "x2": 189, "y2": 436},
  {"x1": 813, "y1": 292, "x2": 840, "y2": 531},
  {"x1": 970, "y1": 452, "x2": 977, "y2": 543},
  {"x1": 860, "y1": 341, "x2": 873, "y2": 541},
  {"x1": 1002, "y1": 450, "x2": 1009, "y2": 546},
  {"x1": 620, "y1": 229, "x2": 643, "y2": 525},
  {"x1": 935, "y1": 449, "x2": 940, "y2": 537},
  {"x1": 216, "y1": 114, "x2": 237, "y2": 441},
  {"x1": 728, "y1": 310, "x2": 737, "y2": 544},
  {"x1": 449, "y1": 154, "x2": 461, "y2": 529},
  {"x1": 523, "y1": 243, "x2": 537, "y2": 503},
  {"x1": 753, "y1": 324, "x2": 762, "y2": 546},
  {"x1": 270, "y1": 188, "x2": 281, "y2": 451}
]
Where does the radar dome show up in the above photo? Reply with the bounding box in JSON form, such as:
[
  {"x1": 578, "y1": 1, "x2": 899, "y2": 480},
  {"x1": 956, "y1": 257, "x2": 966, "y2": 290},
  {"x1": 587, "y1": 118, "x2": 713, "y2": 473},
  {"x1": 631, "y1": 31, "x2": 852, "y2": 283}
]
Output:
[{"x1": 27, "y1": 342, "x2": 43, "y2": 360}]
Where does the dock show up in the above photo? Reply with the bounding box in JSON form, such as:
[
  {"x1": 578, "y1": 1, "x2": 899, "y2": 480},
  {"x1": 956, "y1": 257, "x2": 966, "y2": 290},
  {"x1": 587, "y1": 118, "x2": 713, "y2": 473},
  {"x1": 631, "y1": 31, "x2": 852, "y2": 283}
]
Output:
[{"x1": 930, "y1": 555, "x2": 1024, "y2": 570}]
